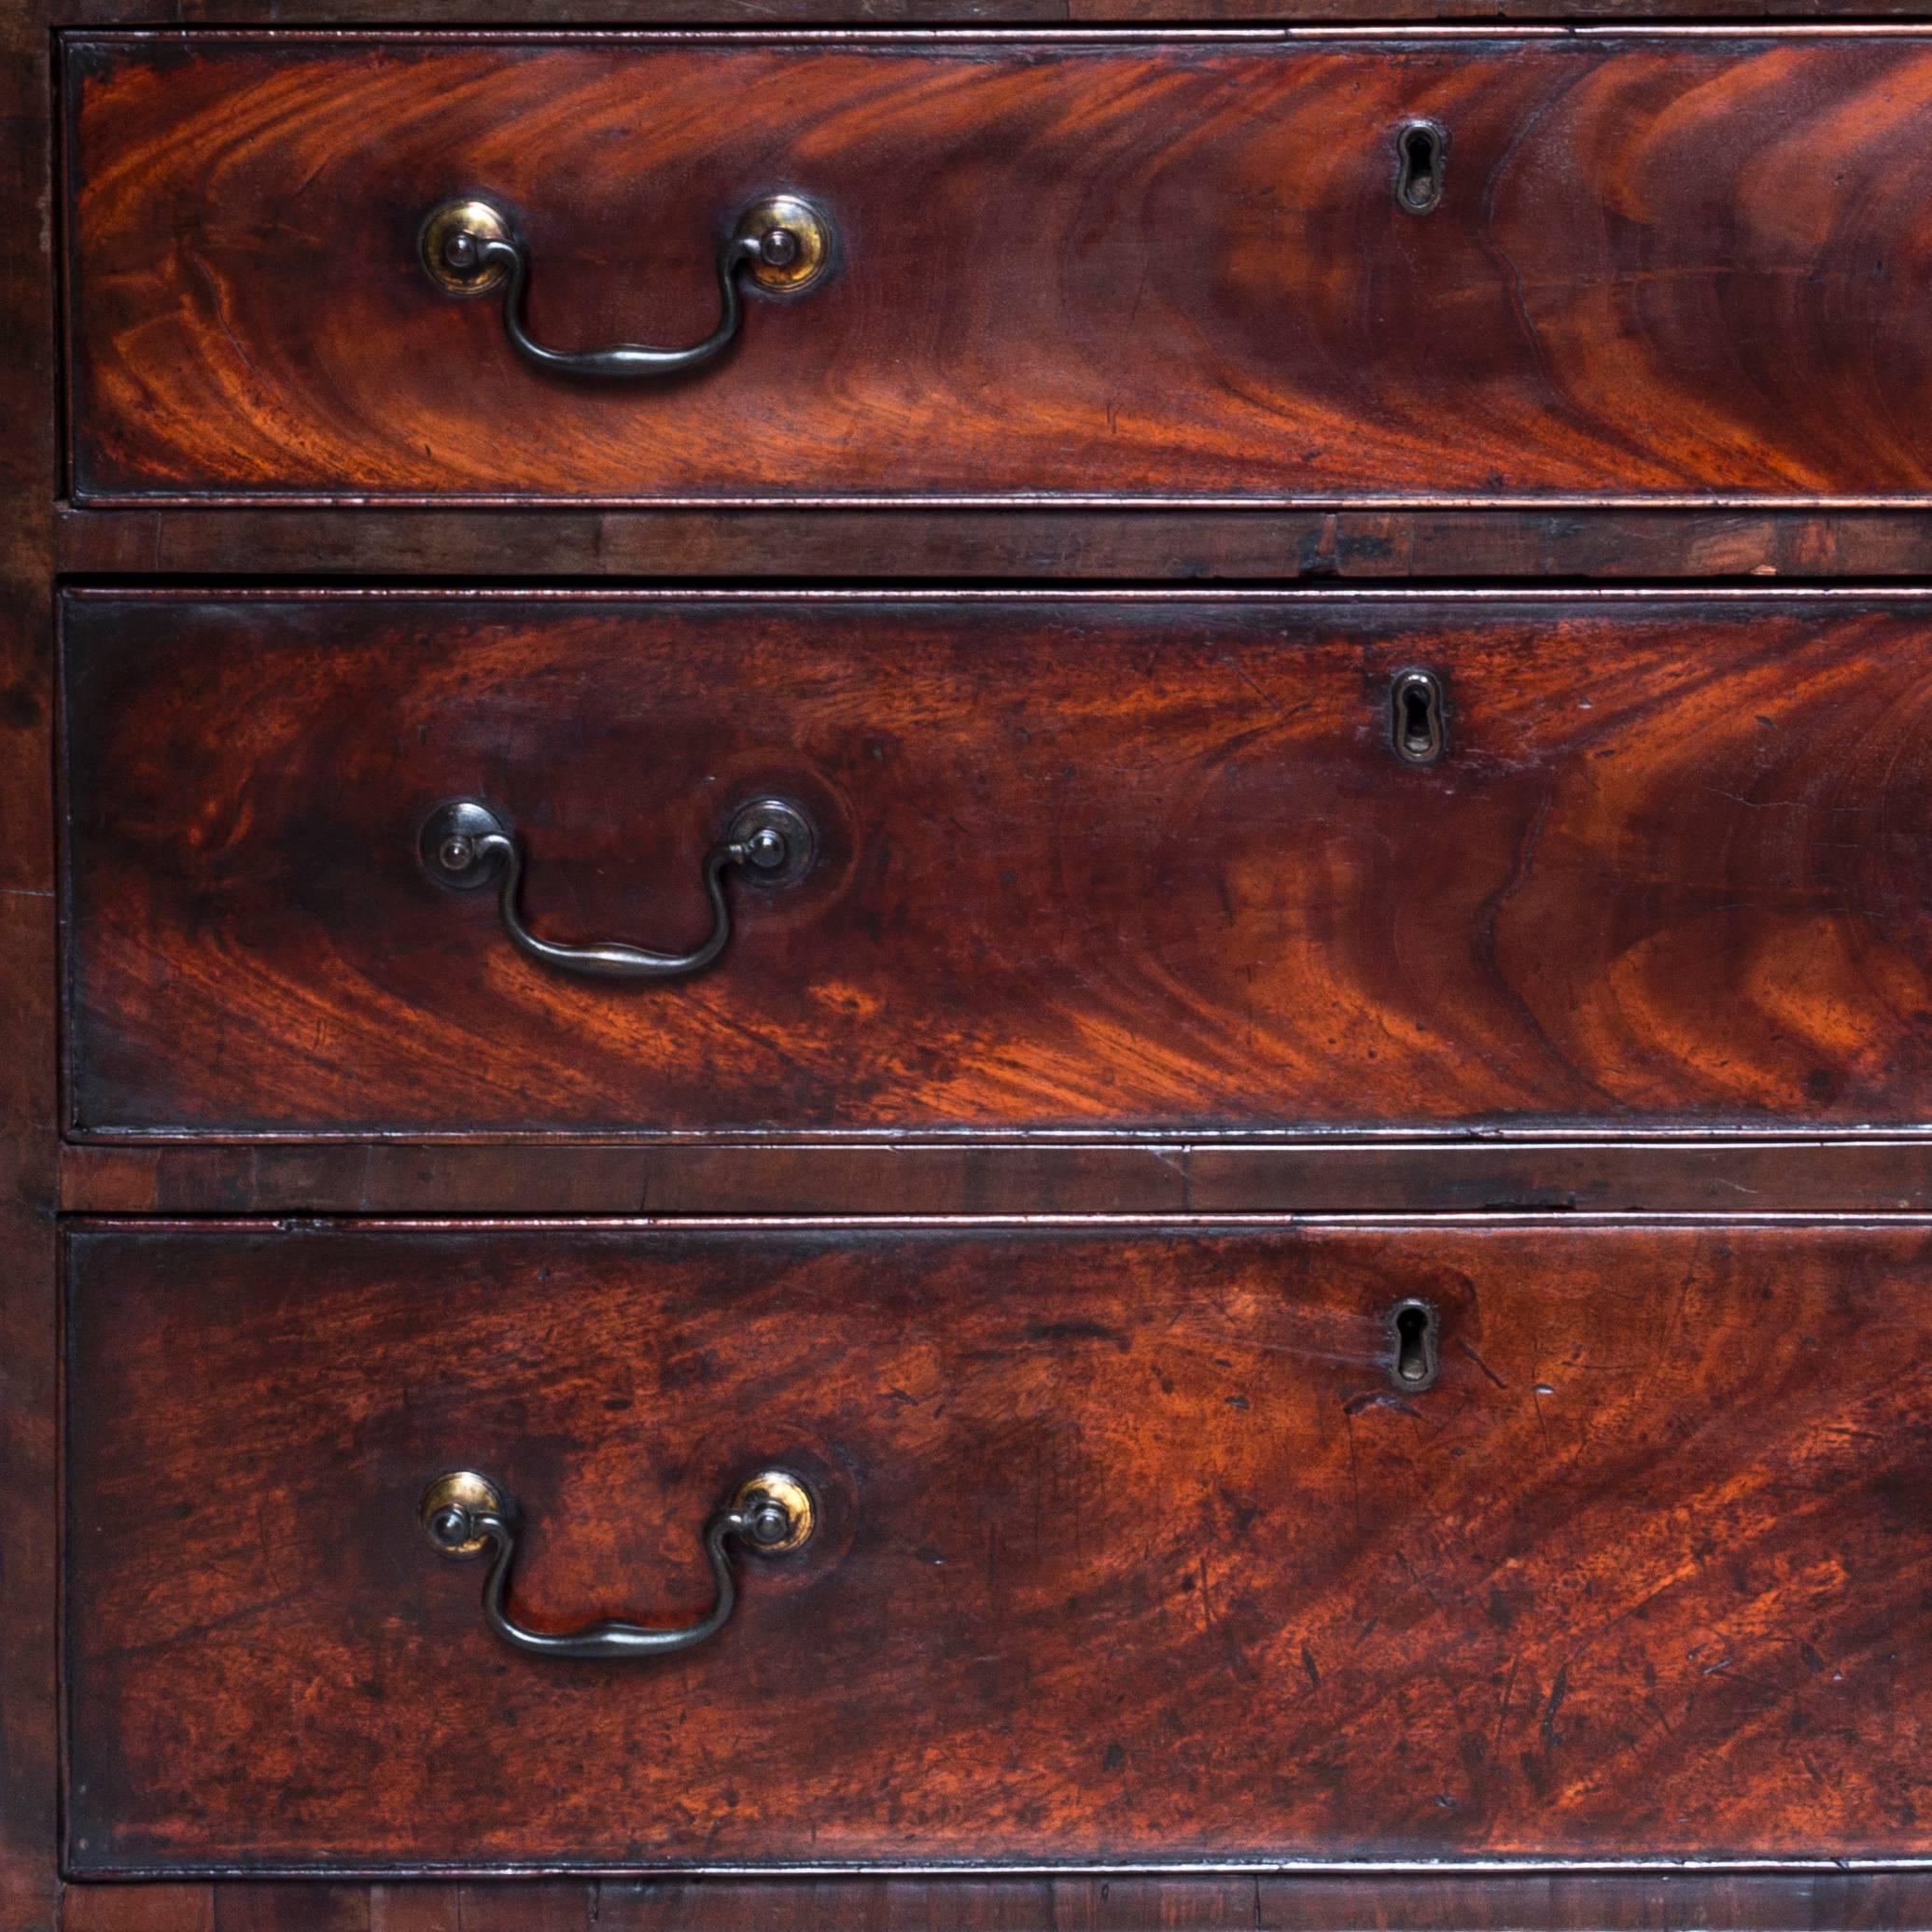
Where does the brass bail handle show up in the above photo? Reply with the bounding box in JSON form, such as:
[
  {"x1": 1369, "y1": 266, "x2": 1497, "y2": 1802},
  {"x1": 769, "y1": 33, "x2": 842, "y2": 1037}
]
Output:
[
  {"x1": 421, "y1": 1469, "x2": 818, "y2": 1660},
  {"x1": 420, "y1": 193, "x2": 834, "y2": 378},
  {"x1": 418, "y1": 795, "x2": 816, "y2": 983}
]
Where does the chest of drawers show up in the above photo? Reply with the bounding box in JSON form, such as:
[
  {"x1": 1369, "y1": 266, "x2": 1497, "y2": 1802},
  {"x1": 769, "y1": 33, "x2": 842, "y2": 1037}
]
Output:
[{"x1": 16, "y1": 7, "x2": 1932, "y2": 1931}]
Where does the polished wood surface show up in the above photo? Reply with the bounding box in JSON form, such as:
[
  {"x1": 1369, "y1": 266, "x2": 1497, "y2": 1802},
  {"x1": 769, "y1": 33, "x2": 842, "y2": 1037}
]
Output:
[
  {"x1": 2, "y1": 0, "x2": 65, "y2": 1923},
  {"x1": 53, "y1": 1136, "x2": 1932, "y2": 1218},
  {"x1": 52, "y1": 1871, "x2": 1932, "y2": 1930},
  {"x1": 60, "y1": 0, "x2": 1932, "y2": 23},
  {"x1": 63, "y1": 33, "x2": 1932, "y2": 506},
  {"x1": 64, "y1": 1217, "x2": 1932, "y2": 1869},
  {"x1": 33, "y1": 0, "x2": 1932, "y2": 1922},
  {"x1": 61, "y1": 589, "x2": 1932, "y2": 1138},
  {"x1": 58, "y1": 502, "x2": 1932, "y2": 583}
]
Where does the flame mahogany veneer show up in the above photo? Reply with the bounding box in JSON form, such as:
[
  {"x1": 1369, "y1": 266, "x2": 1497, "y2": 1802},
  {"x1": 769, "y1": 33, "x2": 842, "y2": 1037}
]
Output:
[
  {"x1": 59, "y1": 589, "x2": 1932, "y2": 1139},
  {"x1": 63, "y1": 1219, "x2": 1932, "y2": 1872},
  {"x1": 23, "y1": 13, "x2": 1932, "y2": 1930},
  {"x1": 62, "y1": 33, "x2": 1932, "y2": 505}
]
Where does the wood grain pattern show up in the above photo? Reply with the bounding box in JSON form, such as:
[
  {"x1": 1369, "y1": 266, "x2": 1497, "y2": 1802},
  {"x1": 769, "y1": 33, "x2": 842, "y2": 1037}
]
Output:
[
  {"x1": 58, "y1": 504, "x2": 1932, "y2": 583},
  {"x1": 58, "y1": 0, "x2": 1932, "y2": 26},
  {"x1": 60, "y1": 589, "x2": 1932, "y2": 1138},
  {"x1": 62, "y1": 33, "x2": 1932, "y2": 506},
  {"x1": 52, "y1": 1870, "x2": 1932, "y2": 1931},
  {"x1": 63, "y1": 1218, "x2": 1932, "y2": 1869},
  {"x1": 3, "y1": 0, "x2": 66, "y2": 1924},
  {"x1": 56, "y1": 1136, "x2": 1932, "y2": 1218},
  {"x1": 42, "y1": 7, "x2": 1932, "y2": 1925}
]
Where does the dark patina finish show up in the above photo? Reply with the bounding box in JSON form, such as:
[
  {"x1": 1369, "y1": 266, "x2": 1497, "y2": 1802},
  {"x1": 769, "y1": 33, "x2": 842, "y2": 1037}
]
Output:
[
  {"x1": 18, "y1": 2, "x2": 1932, "y2": 1926},
  {"x1": 63, "y1": 1218, "x2": 1932, "y2": 1871},
  {"x1": 60, "y1": 588, "x2": 1932, "y2": 1138}
]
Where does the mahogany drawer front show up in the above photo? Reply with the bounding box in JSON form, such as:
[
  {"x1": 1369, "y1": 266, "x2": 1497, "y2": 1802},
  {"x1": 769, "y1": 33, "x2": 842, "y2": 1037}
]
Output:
[
  {"x1": 61, "y1": 589, "x2": 1932, "y2": 1139},
  {"x1": 60, "y1": 32, "x2": 1932, "y2": 507},
  {"x1": 63, "y1": 1216, "x2": 1932, "y2": 1872}
]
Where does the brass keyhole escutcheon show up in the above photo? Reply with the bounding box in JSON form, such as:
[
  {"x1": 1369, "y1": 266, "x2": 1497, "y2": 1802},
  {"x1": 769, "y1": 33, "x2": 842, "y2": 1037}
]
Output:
[
  {"x1": 1391, "y1": 667, "x2": 1447, "y2": 764},
  {"x1": 1389, "y1": 1299, "x2": 1441, "y2": 1392},
  {"x1": 1394, "y1": 120, "x2": 1447, "y2": 215}
]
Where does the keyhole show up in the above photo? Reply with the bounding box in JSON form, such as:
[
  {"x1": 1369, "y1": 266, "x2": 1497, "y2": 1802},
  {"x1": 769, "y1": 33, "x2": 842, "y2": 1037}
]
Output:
[
  {"x1": 1390, "y1": 1299, "x2": 1439, "y2": 1391},
  {"x1": 1395, "y1": 121, "x2": 1446, "y2": 215},
  {"x1": 1391, "y1": 668, "x2": 1445, "y2": 764}
]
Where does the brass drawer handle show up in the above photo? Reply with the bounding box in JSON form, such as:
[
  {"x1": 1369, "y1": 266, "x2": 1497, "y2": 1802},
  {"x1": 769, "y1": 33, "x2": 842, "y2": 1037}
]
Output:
[
  {"x1": 418, "y1": 795, "x2": 814, "y2": 982},
  {"x1": 419, "y1": 193, "x2": 833, "y2": 379},
  {"x1": 421, "y1": 1469, "x2": 816, "y2": 1660}
]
